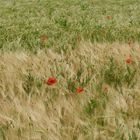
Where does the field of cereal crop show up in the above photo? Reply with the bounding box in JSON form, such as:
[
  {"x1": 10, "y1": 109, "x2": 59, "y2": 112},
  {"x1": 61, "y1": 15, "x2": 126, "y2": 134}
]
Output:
[{"x1": 0, "y1": 0, "x2": 140, "y2": 140}]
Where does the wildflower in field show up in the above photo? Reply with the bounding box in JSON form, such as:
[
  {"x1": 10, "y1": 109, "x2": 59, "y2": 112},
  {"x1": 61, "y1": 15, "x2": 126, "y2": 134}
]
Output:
[
  {"x1": 76, "y1": 87, "x2": 84, "y2": 94},
  {"x1": 102, "y1": 84, "x2": 109, "y2": 93},
  {"x1": 44, "y1": 77, "x2": 57, "y2": 85},
  {"x1": 40, "y1": 35, "x2": 48, "y2": 43},
  {"x1": 106, "y1": 15, "x2": 112, "y2": 20},
  {"x1": 126, "y1": 56, "x2": 132, "y2": 64}
]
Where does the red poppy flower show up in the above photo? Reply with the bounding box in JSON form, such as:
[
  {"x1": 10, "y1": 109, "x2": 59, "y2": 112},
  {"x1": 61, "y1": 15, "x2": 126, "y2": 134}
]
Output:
[
  {"x1": 102, "y1": 84, "x2": 109, "y2": 93},
  {"x1": 40, "y1": 35, "x2": 48, "y2": 43},
  {"x1": 126, "y1": 56, "x2": 132, "y2": 64},
  {"x1": 76, "y1": 87, "x2": 84, "y2": 94},
  {"x1": 106, "y1": 15, "x2": 112, "y2": 20},
  {"x1": 44, "y1": 77, "x2": 57, "y2": 85}
]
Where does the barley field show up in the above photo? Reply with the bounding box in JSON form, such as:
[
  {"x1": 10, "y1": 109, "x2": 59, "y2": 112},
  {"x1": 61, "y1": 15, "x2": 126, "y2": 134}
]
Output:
[{"x1": 0, "y1": 0, "x2": 140, "y2": 140}]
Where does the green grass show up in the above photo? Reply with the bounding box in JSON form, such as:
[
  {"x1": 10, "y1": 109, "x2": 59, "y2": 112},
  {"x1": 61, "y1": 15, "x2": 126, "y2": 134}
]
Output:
[{"x1": 0, "y1": 0, "x2": 140, "y2": 51}]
